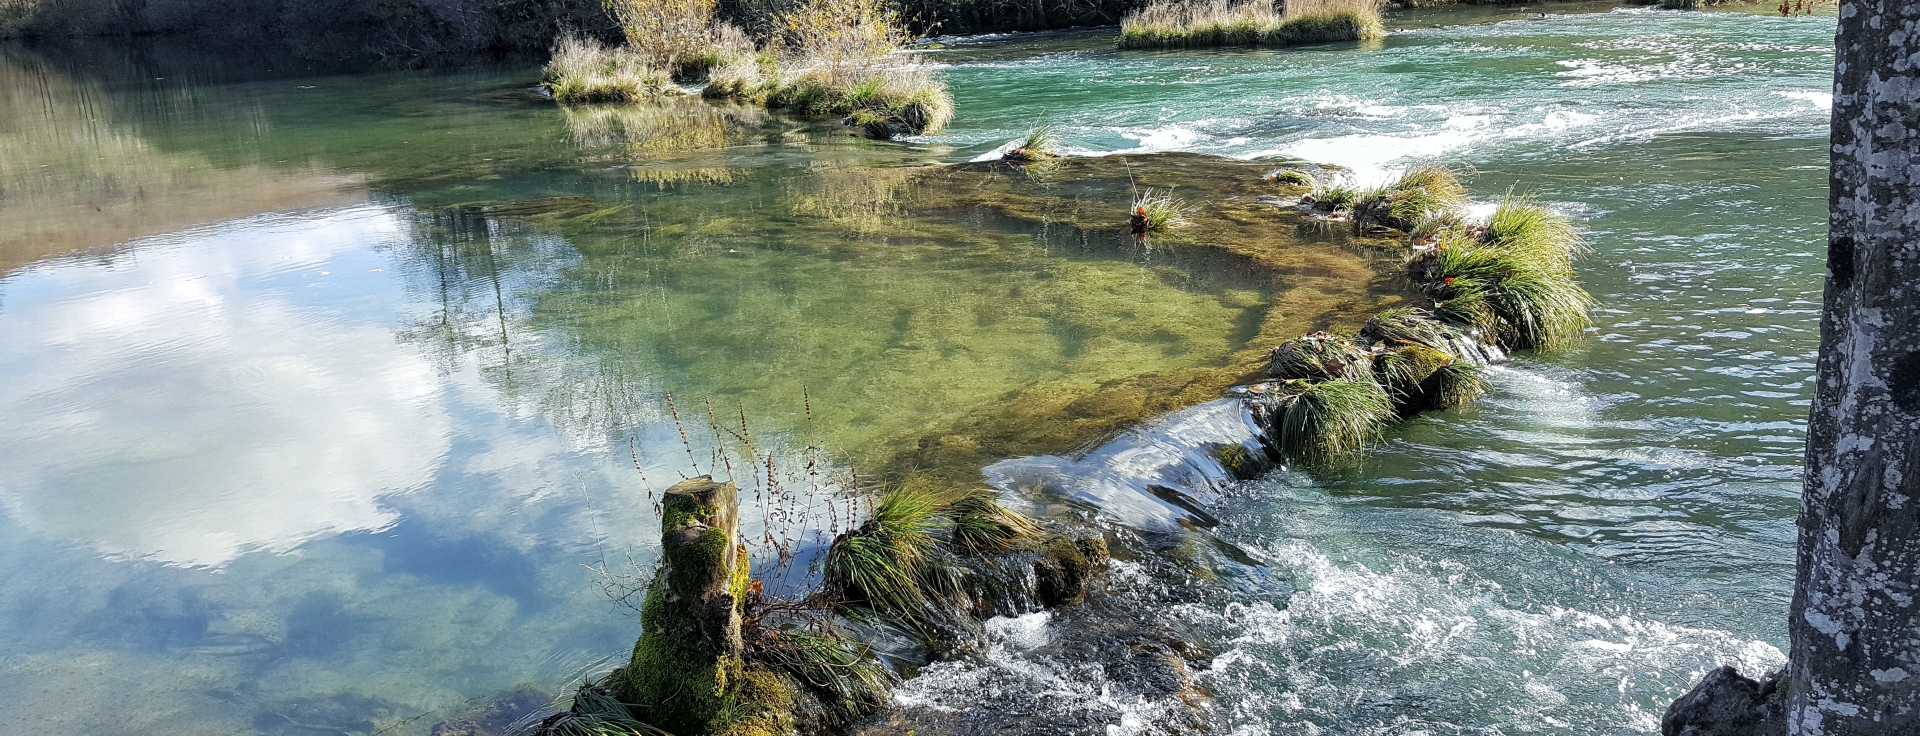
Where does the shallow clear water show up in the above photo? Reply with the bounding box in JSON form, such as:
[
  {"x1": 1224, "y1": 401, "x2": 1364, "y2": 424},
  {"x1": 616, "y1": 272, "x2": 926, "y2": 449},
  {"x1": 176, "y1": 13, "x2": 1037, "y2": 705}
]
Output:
[{"x1": 0, "y1": 5, "x2": 1831, "y2": 734}]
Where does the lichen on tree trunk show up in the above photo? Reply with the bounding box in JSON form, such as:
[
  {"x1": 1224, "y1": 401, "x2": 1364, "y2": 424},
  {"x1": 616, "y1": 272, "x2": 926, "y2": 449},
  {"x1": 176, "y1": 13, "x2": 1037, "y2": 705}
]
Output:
[
  {"x1": 618, "y1": 475, "x2": 751, "y2": 735},
  {"x1": 1786, "y1": 0, "x2": 1920, "y2": 730}
]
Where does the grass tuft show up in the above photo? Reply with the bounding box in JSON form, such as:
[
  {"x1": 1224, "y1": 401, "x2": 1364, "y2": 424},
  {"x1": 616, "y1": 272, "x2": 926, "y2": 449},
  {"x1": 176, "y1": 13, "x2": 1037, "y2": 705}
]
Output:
[
  {"x1": 1259, "y1": 378, "x2": 1395, "y2": 458},
  {"x1": 1354, "y1": 164, "x2": 1469, "y2": 232},
  {"x1": 1418, "y1": 239, "x2": 1594, "y2": 350},
  {"x1": 1480, "y1": 194, "x2": 1585, "y2": 274},
  {"x1": 1269, "y1": 331, "x2": 1376, "y2": 383},
  {"x1": 544, "y1": 34, "x2": 674, "y2": 104},
  {"x1": 1131, "y1": 188, "x2": 1194, "y2": 231},
  {"x1": 529, "y1": 681, "x2": 671, "y2": 736},
  {"x1": 1265, "y1": 168, "x2": 1316, "y2": 187},
  {"x1": 946, "y1": 489, "x2": 1042, "y2": 551},
  {"x1": 746, "y1": 627, "x2": 889, "y2": 727},
  {"x1": 1003, "y1": 123, "x2": 1059, "y2": 162},
  {"x1": 824, "y1": 483, "x2": 940, "y2": 621}
]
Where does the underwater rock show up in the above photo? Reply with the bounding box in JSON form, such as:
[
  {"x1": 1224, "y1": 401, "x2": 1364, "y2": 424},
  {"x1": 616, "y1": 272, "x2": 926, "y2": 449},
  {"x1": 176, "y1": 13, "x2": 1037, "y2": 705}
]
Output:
[
  {"x1": 1661, "y1": 666, "x2": 1785, "y2": 736},
  {"x1": 428, "y1": 689, "x2": 548, "y2": 736},
  {"x1": 1034, "y1": 535, "x2": 1110, "y2": 607}
]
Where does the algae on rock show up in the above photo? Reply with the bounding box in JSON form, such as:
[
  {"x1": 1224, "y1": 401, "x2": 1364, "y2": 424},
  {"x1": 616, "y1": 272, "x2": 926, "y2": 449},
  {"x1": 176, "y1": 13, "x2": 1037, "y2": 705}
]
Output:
[{"x1": 616, "y1": 476, "x2": 752, "y2": 734}]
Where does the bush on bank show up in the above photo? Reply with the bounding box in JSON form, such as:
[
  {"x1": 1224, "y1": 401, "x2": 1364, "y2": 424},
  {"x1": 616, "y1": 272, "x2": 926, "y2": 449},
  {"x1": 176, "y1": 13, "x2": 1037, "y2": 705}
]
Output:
[{"x1": 1117, "y1": 0, "x2": 1385, "y2": 49}]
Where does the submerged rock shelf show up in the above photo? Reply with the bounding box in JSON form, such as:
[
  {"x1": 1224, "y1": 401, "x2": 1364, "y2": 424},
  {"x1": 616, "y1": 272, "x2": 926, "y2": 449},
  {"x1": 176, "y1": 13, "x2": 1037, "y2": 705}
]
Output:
[{"x1": 454, "y1": 152, "x2": 1590, "y2": 736}]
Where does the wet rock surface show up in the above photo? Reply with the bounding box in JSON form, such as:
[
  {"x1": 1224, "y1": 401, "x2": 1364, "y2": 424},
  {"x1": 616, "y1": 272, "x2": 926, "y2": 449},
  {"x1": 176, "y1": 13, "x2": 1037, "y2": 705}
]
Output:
[
  {"x1": 1661, "y1": 666, "x2": 1785, "y2": 736},
  {"x1": 428, "y1": 689, "x2": 549, "y2": 736},
  {"x1": 851, "y1": 575, "x2": 1217, "y2": 736}
]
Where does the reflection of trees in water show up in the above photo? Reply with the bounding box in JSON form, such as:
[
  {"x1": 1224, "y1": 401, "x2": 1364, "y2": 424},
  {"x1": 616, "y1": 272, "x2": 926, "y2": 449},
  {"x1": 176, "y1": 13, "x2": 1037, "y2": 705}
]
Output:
[
  {"x1": 389, "y1": 202, "x2": 664, "y2": 447},
  {"x1": 0, "y1": 47, "x2": 359, "y2": 273},
  {"x1": 562, "y1": 98, "x2": 770, "y2": 152},
  {"x1": 563, "y1": 99, "x2": 776, "y2": 190},
  {"x1": 787, "y1": 162, "x2": 922, "y2": 233}
]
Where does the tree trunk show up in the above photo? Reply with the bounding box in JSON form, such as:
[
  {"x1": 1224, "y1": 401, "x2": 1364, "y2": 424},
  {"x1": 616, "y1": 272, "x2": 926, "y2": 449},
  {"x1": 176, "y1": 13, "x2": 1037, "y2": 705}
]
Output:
[{"x1": 1786, "y1": 0, "x2": 1920, "y2": 730}]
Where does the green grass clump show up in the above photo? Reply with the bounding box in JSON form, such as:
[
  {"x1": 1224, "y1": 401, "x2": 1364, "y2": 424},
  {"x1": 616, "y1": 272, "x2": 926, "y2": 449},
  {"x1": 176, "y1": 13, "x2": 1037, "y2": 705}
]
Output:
[
  {"x1": 824, "y1": 483, "x2": 940, "y2": 620},
  {"x1": 1355, "y1": 165, "x2": 1469, "y2": 232},
  {"x1": 946, "y1": 490, "x2": 1042, "y2": 551},
  {"x1": 696, "y1": 0, "x2": 953, "y2": 138},
  {"x1": 1360, "y1": 307, "x2": 1457, "y2": 351},
  {"x1": 1307, "y1": 182, "x2": 1360, "y2": 211},
  {"x1": 1117, "y1": 0, "x2": 1384, "y2": 49},
  {"x1": 745, "y1": 628, "x2": 889, "y2": 728},
  {"x1": 1270, "y1": 332, "x2": 1376, "y2": 383},
  {"x1": 1259, "y1": 378, "x2": 1395, "y2": 458},
  {"x1": 1132, "y1": 188, "x2": 1194, "y2": 231},
  {"x1": 1004, "y1": 123, "x2": 1059, "y2": 162},
  {"x1": 1266, "y1": 169, "x2": 1317, "y2": 187},
  {"x1": 1480, "y1": 195, "x2": 1585, "y2": 274},
  {"x1": 1421, "y1": 241, "x2": 1594, "y2": 350},
  {"x1": 544, "y1": 34, "x2": 675, "y2": 104},
  {"x1": 532, "y1": 682, "x2": 671, "y2": 736},
  {"x1": 734, "y1": 65, "x2": 953, "y2": 137}
]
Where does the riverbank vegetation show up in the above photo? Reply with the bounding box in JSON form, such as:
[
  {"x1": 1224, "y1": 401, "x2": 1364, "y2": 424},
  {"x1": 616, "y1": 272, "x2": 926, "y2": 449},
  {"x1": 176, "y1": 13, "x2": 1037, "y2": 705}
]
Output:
[
  {"x1": 544, "y1": 0, "x2": 952, "y2": 137},
  {"x1": 1117, "y1": 0, "x2": 1385, "y2": 49},
  {"x1": 543, "y1": 34, "x2": 672, "y2": 102},
  {"x1": 1250, "y1": 167, "x2": 1591, "y2": 462}
]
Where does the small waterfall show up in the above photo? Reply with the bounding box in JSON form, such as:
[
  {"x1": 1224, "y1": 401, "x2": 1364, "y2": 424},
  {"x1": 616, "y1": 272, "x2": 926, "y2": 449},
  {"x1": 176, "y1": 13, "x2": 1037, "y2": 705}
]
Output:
[{"x1": 982, "y1": 398, "x2": 1273, "y2": 532}]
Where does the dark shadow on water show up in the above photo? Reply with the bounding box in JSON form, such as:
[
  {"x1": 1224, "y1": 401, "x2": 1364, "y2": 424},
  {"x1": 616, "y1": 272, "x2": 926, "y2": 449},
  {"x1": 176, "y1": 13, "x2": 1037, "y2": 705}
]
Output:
[
  {"x1": 282, "y1": 592, "x2": 374, "y2": 660},
  {"x1": 363, "y1": 525, "x2": 553, "y2": 613},
  {"x1": 88, "y1": 581, "x2": 218, "y2": 652}
]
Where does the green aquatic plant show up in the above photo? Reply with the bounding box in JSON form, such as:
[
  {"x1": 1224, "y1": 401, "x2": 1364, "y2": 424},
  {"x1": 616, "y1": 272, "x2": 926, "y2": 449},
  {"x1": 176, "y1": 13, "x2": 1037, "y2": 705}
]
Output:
[
  {"x1": 544, "y1": 34, "x2": 675, "y2": 104},
  {"x1": 1424, "y1": 242, "x2": 1594, "y2": 350},
  {"x1": 1260, "y1": 378, "x2": 1395, "y2": 458},
  {"x1": 1265, "y1": 168, "x2": 1316, "y2": 187},
  {"x1": 1424, "y1": 359, "x2": 1488, "y2": 410},
  {"x1": 946, "y1": 489, "x2": 1042, "y2": 551},
  {"x1": 745, "y1": 628, "x2": 889, "y2": 728},
  {"x1": 1131, "y1": 188, "x2": 1194, "y2": 231},
  {"x1": 1373, "y1": 343, "x2": 1486, "y2": 411},
  {"x1": 1307, "y1": 181, "x2": 1359, "y2": 211},
  {"x1": 1360, "y1": 307, "x2": 1456, "y2": 351},
  {"x1": 1480, "y1": 195, "x2": 1585, "y2": 273},
  {"x1": 1356, "y1": 164, "x2": 1469, "y2": 232},
  {"x1": 824, "y1": 483, "x2": 940, "y2": 620},
  {"x1": 530, "y1": 682, "x2": 672, "y2": 736},
  {"x1": 1004, "y1": 123, "x2": 1060, "y2": 162}
]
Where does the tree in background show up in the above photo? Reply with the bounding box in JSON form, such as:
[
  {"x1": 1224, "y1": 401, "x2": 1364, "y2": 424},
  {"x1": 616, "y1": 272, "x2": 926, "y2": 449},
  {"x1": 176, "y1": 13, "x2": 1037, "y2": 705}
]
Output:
[{"x1": 1665, "y1": 0, "x2": 1920, "y2": 733}]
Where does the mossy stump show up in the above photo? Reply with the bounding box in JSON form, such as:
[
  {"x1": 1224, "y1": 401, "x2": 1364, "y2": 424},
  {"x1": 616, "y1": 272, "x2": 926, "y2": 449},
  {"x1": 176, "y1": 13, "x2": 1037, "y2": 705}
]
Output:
[{"x1": 618, "y1": 476, "x2": 751, "y2": 735}]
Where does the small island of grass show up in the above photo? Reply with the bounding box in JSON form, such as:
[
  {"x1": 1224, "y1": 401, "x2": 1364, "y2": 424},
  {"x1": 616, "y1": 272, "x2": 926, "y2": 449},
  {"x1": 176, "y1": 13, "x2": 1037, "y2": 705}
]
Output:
[
  {"x1": 1118, "y1": 0, "x2": 1385, "y2": 49},
  {"x1": 542, "y1": 0, "x2": 952, "y2": 138}
]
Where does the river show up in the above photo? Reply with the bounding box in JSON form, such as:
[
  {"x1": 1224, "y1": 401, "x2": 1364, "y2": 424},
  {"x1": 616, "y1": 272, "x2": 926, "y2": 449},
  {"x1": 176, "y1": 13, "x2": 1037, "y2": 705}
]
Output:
[{"x1": 0, "y1": 5, "x2": 1830, "y2": 734}]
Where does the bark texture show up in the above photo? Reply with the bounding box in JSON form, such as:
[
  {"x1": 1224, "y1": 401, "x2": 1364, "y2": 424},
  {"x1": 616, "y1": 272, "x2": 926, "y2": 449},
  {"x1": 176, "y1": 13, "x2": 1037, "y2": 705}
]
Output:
[{"x1": 1787, "y1": 0, "x2": 1920, "y2": 730}]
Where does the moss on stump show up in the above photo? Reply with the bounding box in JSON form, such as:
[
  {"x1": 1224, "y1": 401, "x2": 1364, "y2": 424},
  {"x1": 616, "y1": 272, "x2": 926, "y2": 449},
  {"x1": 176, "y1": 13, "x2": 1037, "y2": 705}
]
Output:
[{"x1": 618, "y1": 476, "x2": 752, "y2": 735}]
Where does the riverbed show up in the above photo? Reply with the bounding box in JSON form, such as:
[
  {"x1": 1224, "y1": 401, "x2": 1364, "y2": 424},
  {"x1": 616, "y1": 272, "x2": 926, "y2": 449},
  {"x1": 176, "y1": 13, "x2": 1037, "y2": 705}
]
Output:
[{"x1": 0, "y1": 5, "x2": 1831, "y2": 734}]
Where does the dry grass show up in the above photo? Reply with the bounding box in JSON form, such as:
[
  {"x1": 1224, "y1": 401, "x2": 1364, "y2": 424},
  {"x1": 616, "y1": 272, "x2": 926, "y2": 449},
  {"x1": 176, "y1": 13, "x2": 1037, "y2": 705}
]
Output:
[
  {"x1": 703, "y1": 0, "x2": 954, "y2": 137},
  {"x1": 1117, "y1": 0, "x2": 1384, "y2": 49},
  {"x1": 543, "y1": 34, "x2": 673, "y2": 103},
  {"x1": 606, "y1": 0, "x2": 754, "y2": 77}
]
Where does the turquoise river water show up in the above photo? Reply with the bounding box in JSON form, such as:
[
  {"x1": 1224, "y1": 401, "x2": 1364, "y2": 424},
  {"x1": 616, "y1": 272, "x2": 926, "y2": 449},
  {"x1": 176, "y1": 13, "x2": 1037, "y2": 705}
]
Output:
[{"x1": 0, "y1": 5, "x2": 1831, "y2": 735}]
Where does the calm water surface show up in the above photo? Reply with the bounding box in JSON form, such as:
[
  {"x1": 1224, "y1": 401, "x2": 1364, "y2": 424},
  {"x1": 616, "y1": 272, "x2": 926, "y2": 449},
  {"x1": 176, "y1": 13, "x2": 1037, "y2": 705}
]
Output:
[{"x1": 0, "y1": 6, "x2": 1831, "y2": 734}]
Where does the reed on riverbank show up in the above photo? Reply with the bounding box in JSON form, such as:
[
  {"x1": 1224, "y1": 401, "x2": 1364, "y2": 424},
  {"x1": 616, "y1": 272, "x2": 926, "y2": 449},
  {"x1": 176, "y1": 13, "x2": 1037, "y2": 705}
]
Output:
[
  {"x1": 703, "y1": 0, "x2": 954, "y2": 137},
  {"x1": 1117, "y1": 0, "x2": 1384, "y2": 49},
  {"x1": 543, "y1": 34, "x2": 673, "y2": 103}
]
